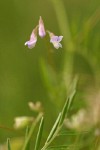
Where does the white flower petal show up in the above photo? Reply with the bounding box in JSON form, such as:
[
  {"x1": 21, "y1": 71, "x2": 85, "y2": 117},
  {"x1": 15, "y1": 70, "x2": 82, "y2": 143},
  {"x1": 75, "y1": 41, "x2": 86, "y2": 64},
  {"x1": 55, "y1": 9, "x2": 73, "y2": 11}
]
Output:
[
  {"x1": 53, "y1": 43, "x2": 60, "y2": 49},
  {"x1": 58, "y1": 43, "x2": 62, "y2": 48}
]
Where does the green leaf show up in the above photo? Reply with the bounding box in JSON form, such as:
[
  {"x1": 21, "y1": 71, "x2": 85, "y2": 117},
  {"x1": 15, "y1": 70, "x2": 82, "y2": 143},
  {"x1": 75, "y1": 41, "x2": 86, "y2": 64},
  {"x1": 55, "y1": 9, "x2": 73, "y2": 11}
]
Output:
[
  {"x1": 34, "y1": 117, "x2": 44, "y2": 150},
  {"x1": 59, "y1": 89, "x2": 76, "y2": 125},
  {"x1": 22, "y1": 113, "x2": 43, "y2": 150},
  {"x1": 25, "y1": 126, "x2": 29, "y2": 139},
  {"x1": 25, "y1": 126, "x2": 30, "y2": 150},
  {"x1": 46, "y1": 113, "x2": 61, "y2": 143},
  {"x1": 7, "y1": 138, "x2": 11, "y2": 150}
]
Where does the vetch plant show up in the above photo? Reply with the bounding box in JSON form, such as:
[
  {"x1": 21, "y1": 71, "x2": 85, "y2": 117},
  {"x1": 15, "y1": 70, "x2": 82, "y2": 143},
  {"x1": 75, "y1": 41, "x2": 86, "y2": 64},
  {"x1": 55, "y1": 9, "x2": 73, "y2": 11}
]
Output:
[
  {"x1": 7, "y1": 87, "x2": 76, "y2": 150},
  {"x1": 22, "y1": 89, "x2": 76, "y2": 150},
  {"x1": 25, "y1": 16, "x2": 63, "y2": 49}
]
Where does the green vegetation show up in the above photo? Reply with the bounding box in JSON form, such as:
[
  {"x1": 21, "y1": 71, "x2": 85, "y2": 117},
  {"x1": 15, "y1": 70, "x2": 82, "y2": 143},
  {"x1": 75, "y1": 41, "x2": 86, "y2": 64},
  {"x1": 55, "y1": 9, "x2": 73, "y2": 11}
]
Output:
[{"x1": 0, "y1": 0, "x2": 100, "y2": 149}]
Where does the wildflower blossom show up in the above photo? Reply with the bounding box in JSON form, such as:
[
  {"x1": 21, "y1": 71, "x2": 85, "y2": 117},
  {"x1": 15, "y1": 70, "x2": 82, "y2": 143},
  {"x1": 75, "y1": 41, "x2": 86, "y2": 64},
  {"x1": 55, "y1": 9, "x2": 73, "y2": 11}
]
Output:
[
  {"x1": 28, "y1": 101, "x2": 43, "y2": 112},
  {"x1": 48, "y1": 31, "x2": 63, "y2": 49},
  {"x1": 39, "y1": 16, "x2": 46, "y2": 38},
  {"x1": 64, "y1": 109, "x2": 89, "y2": 131},
  {"x1": 14, "y1": 116, "x2": 34, "y2": 129},
  {"x1": 25, "y1": 26, "x2": 38, "y2": 49},
  {"x1": 25, "y1": 17, "x2": 63, "y2": 49}
]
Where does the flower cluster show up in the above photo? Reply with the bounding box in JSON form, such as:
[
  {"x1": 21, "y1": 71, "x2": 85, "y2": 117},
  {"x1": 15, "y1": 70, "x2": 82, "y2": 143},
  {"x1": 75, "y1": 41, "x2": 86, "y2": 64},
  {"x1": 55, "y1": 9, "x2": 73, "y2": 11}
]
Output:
[
  {"x1": 25, "y1": 16, "x2": 63, "y2": 49},
  {"x1": 14, "y1": 101, "x2": 43, "y2": 129}
]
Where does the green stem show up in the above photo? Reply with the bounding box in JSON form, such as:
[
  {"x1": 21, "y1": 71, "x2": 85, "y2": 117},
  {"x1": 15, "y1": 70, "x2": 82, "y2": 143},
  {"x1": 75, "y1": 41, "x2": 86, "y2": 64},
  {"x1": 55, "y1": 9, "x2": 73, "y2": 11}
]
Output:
[
  {"x1": 41, "y1": 126, "x2": 62, "y2": 150},
  {"x1": 43, "y1": 36, "x2": 55, "y2": 70},
  {"x1": 22, "y1": 113, "x2": 43, "y2": 150}
]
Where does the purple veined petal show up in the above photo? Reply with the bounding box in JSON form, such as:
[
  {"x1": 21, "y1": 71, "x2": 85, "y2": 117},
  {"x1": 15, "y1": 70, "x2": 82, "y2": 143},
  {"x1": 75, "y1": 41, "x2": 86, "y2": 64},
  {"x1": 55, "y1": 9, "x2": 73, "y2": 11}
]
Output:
[
  {"x1": 50, "y1": 36, "x2": 63, "y2": 43},
  {"x1": 57, "y1": 36, "x2": 63, "y2": 42},
  {"x1": 50, "y1": 36, "x2": 58, "y2": 43}
]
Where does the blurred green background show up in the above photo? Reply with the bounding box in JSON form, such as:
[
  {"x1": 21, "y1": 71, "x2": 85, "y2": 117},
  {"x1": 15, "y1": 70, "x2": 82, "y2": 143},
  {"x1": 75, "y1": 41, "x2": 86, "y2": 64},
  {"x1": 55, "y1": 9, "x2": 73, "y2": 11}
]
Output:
[{"x1": 0, "y1": 0, "x2": 100, "y2": 148}]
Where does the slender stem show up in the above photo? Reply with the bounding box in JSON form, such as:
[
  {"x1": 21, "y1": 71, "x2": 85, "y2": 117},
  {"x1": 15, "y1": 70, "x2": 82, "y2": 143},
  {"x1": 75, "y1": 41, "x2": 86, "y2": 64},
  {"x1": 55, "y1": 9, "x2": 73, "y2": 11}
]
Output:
[
  {"x1": 22, "y1": 113, "x2": 43, "y2": 150},
  {"x1": 7, "y1": 138, "x2": 11, "y2": 150},
  {"x1": 93, "y1": 136, "x2": 100, "y2": 150},
  {"x1": 43, "y1": 36, "x2": 55, "y2": 70},
  {"x1": 73, "y1": 132, "x2": 82, "y2": 150},
  {"x1": 41, "y1": 126, "x2": 62, "y2": 150}
]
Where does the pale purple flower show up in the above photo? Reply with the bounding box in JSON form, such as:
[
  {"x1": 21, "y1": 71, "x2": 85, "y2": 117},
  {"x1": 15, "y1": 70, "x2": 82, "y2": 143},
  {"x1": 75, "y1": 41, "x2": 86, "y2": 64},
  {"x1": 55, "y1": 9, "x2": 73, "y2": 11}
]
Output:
[
  {"x1": 39, "y1": 16, "x2": 46, "y2": 38},
  {"x1": 50, "y1": 36, "x2": 63, "y2": 49},
  {"x1": 48, "y1": 31, "x2": 63, "y2": 49},
  {"x1": 25, "y1": 26, "x2": 38, "y2": 49},
  {"x1": 25, "y1": 17, "x2": 63, "y2": 49}
]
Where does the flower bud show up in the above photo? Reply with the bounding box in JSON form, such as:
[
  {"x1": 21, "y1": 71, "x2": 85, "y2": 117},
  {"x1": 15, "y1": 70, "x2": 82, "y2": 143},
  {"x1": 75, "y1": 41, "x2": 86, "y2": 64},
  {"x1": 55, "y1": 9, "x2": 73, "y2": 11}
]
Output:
[
  {"x1": 39, "y1": 16, "x2": 46, "y2": 38},
  {"x1": 28, "y1": 101, "x2": 42, "y2": 112},
  {"x1": 25, "y1": 26, "x2": 38, "y2": 49}
]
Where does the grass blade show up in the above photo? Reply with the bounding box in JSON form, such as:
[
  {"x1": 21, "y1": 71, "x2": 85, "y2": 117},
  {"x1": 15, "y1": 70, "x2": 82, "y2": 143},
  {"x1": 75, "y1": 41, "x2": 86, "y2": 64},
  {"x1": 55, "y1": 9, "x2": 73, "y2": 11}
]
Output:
[
  {"x1": 59, "y1": 89, "x2": 76, "y2": 125},
  {"x1": 46, "y1": 113, "x2": 61, "y2": 143},
  {"x1": 7, "y1": 138, "x2": 11, "y2": 150},
  {"x1": 25, "y1": 126, "x2": 30, "y2": 150},
  {"x1": 41, "y1": 89, "x2": 76, "y2": 150},
  {"x1": 22, "y1": 113, "x2": 43, "y2": 150},
  {"x1": 34, "y1": 117, "x2": 44, "y2": 150}
]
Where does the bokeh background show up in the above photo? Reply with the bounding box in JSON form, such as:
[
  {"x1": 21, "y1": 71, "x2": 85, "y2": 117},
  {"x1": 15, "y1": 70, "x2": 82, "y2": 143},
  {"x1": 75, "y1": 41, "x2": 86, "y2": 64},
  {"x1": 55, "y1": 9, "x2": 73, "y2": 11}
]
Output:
[{"x1": 0, "y1": 0, "x2": 100, "y2": 149}]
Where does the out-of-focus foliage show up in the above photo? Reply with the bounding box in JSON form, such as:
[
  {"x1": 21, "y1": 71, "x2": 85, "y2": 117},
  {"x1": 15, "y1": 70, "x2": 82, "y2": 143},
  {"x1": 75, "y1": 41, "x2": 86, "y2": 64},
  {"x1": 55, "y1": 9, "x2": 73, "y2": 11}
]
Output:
[{"x1": 0, "y1": 0, "x2": 100, "y2": 149}]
